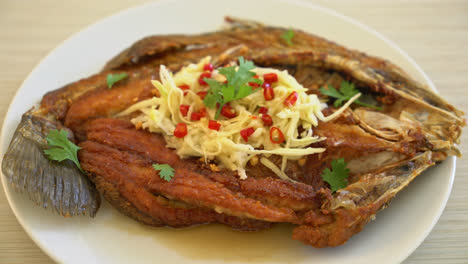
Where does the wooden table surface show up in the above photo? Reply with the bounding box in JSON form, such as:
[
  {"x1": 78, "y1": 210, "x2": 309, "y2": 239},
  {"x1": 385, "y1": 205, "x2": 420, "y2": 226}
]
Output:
[{"x1": 1, "y1": 0, "x2": 467, "y2": 263}]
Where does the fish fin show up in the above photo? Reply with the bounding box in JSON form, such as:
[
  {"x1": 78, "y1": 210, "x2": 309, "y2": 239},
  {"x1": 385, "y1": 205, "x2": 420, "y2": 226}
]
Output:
[
  {"x1": 293, "y1": 152, "x2": 435, "y2": 247},
  {"x1": 333, "y1": 151, "x2": 434, "y2": 210},
  {"x1": 224, "y1": 16, "x2": 264, "y2": 29}
]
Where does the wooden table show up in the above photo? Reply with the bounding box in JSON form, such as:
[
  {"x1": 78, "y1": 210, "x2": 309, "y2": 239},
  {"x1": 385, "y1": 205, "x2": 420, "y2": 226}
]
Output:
[{"x1": 1, "y1": 0, "x2": 467, "y2": 263}]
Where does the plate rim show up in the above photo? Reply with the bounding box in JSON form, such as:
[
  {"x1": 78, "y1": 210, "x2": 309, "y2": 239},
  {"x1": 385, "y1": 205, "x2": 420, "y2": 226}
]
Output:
[{"x1": 0, "y1": 0, "x2": 456, "y2": 263}]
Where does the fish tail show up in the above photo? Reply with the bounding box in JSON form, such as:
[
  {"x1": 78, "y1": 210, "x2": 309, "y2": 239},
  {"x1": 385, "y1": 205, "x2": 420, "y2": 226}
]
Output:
[{"x1": 2, "y1": 110, "x2": 100, "y2": 217}]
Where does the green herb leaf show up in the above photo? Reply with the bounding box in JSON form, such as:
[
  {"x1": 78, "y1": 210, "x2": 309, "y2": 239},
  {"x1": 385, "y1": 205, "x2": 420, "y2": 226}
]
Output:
[
  {"x1": 281, "y1": 29, "x2": 295, "y2": 46},
  {"x1": 43, "y1": 129, "x2": 84, "y2": 173},
  {"x1": 152, "y1": 163, "x2": 175, "y2": 182},
  {"x1": 319, "y1": 81, "x2": 381, "y2": 110},
  {"x1": 203, "y1": 79, "x2": 224, "y2": 108},
  {"x1": 203, "y1": 57, "x2": 262, "y2": 119},
  {"x1": 107, "y1": 73, "x2": 128, "y2": 89},
  {"x1": 320, "y1": 158, "x2": 350, "y2": 193}
]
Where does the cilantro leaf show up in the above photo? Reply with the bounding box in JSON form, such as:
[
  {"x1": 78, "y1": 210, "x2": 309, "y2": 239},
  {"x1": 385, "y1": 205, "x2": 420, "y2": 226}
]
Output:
[
  {"x1": 281, "y1": 29, "x2": 295, "y2": 46},
  {"x1": 107, "y1": 73, "x2": 128, "y2": 89},
  {"x1": 152, "y1": 163, "x2": 175, "y2": 182},
  {"x1": 43, "y1": 129, "x2": 84, "y2": 173},
  {"x1": 320, "y1": 158, "x2": 350, "y2": 193},
  {"x1": 320, "y1": 85, "x2": 345, "y2": 107},
  {"x1": 203, "y1": 57, "x2": 262, "y2": 119},
  {"x1": 203, "y1": 79, "x2": 224, "y2": 108},
  {"x1": 319, "y1": 81, "x2": 381, "y2": 110}
]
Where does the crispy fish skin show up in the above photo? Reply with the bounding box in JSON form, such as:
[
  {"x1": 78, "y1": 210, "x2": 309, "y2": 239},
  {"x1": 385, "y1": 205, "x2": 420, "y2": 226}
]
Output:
[
  {"x1": 2, "y1": 17, "x2": 464, "y2": 247},
  {"x1": 293, "y1": 152, "x2": 434, "y2": 247}
]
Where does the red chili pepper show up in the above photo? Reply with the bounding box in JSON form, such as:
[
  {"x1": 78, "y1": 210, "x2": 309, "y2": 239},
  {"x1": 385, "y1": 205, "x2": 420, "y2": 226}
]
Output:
[
  {"x1": 221, "y1": 105, "x2": 236, "y2": 118},
  {"x1": 258, "y1": 107, "x2": 268, "y2": 114},
  {"x1": 179, "y1": 104, "x2": 189, "y2": 117},
  {"x1": 208, "y1": 120, "x2": 221, "y2": 131},
  {"x1": 269, "y1": 127, "x2": 285, "y2": 144},
  {"x1": 240, "y1": 127, "x2": 256, "y2": 142},
  {"x1": 198, "y1": 107, "x2": 207, "y2": 117},
  {"x1": 178, "y1": 84, "x2": 190, "y2": 90},
  {"x1": 261, "y1": 113, "x2": 273, "y2": 126},
  {"x1": 263, "y1": 73, "x2": 278, "y2": 84},
  {"x1": 197, "y1": 91, "x2": 208, "y2": 100},
  {"x1": 198, "y1": 72, "x2": 212, "y2": 85},
  {"x1": 263, "y1": 84, "x2": 275, "y2": 101},
  {"x1": 174, "y1": 123, "x2": 188, "y2": 138},
  {"x1": 203, "y1": 63, "x2": 214, "y2": 72},
  {"x1": 248, "y1": 75, "x2": 262, "y2": 88},
  {"x1": 248, "y1": 81, "x2": 261, "y2": 88},
  {"x1": 190, "y1": 111, "x2": 203, "y2": 121},
  {"x1": 178, "y1": 84, "x2": 190, "y2": 96},
  {"x1": 284, "y1": 91, "x2": 298, "y2": 107}
]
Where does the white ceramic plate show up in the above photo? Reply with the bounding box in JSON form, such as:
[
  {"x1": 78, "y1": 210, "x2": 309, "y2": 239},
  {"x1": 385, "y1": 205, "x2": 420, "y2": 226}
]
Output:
[{"x1": 1, "y1": 0, "x2": 456, "y2": 263}]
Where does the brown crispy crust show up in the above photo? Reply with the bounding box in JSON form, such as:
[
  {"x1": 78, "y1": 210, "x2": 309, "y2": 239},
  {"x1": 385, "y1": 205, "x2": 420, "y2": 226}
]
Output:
[
  {"x1": 88, "y1": 169, "x2": 272, "y2": 231},
  {"x1": 87, "y1": 171, "x2": 165, "y2": 227},
  {"x1": 77, "y1": 116, "x2": 434, "y2": 247}
]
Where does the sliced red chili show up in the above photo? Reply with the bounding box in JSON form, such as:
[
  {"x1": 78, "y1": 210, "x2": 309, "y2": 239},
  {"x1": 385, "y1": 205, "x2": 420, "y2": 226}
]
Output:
[
  {"x1": 258, "y1": 106, "x2": 268, "y2": 114},
  {"x1": 263, "y1": 84, "x2": 275, "y2": 101},
  {"x1": 198, "y1": 107, "x2": 207, "y2": 117},
  {"x1": 190, "y1": 111, "x2": 203, "y2": 121},
  {"x1": 248, "y1": 75, "x2": 262, "y2": 88},
  {"x1": 198, "y1": 72, "x2": 212, "y2": 85},
  {"x1": 261, "y1": 113, "x2": 273, "y2": 126},
  {"x1": 197, "y1": 91, "x2": 208, "y2": 100},
  {"x1": 263, "y1": 73, "x2": 278, "y2": 84},
  {"x1": 178, "y1": 84, "x2": 190, "y2": 90},
  {"x1": 189, "y1": 108, "x2": 207, "y2": 121},
  {"x1": 220, "y1": 105, "x2": 236, "y2": 118},
  {"x1": 284, "y1": 91, "x2": 298, "y2": 107},
  {"x1": 249, "y1": 81, "x2": 261, "y2": 88},
  {"x1": 208, "y1": 120, "x2": 221, "y2": 131},
  {"x1": 269, "y1": 127, "x2": 285, "y2": 144},
  {"x1": 179, "y1": 104, "x2": 189, "y2": 117},
  {"x1": 178, "y1": 84, "x2": 190, "y2": 96},
  {"x1": 240, "y1": 127, "x2": 256, "y2": 142},
  {"x1": 203, "y1": 63, "x2": 214, "y2": 72},
  {"x1": 174, "y1": 123, "x2": 188, "y2": 138}
]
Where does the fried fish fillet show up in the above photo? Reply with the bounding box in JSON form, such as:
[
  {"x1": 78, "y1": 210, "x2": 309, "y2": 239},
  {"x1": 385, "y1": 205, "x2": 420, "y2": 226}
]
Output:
[{"x1": 2, "y1": 17, "x2": 464, "y2": 247}]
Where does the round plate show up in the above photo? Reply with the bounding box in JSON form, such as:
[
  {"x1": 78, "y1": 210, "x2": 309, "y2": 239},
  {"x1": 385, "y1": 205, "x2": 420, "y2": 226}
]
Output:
[{"x1": 0, "y1": 0, "x2": 456, "y2": 263}]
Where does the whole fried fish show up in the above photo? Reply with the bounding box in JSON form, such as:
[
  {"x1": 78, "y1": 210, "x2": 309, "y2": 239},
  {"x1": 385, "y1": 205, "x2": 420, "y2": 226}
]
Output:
[{"x1": 1, "y1": 17, "x2": 464, "y2": 247}]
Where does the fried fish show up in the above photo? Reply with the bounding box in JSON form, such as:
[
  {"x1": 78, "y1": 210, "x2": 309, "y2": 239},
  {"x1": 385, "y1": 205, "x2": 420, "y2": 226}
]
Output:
[{"x1": 2, "y1": 17, "x2": 464, "y2": 247}]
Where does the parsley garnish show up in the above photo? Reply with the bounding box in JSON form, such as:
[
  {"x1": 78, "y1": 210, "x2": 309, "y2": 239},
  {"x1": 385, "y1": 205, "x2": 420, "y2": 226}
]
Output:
[
  {"x1": 319, "y1": 81, "x2": 381, "y2": 110},
  {"x1": 281, "y1": 29, "x2": 295, "y2": 46},
  {"x1": 320, "y1": 81, "x2": 382, "y2": 110},
  {"x1": 107, "y1": 73, "x2": 128, "y2": 89},
  {"x1": 43, "y1": 129, "x2": 84, "y2": 173},
  {"x1": 321, "y1": 158, "x2": 350, "y2": 193},
  {"x1": 152, "y1": 163, "x2": 175, "y2": 182},
  {"x1": 203, "y1": 57, "x2": 262, "y2": 119}
]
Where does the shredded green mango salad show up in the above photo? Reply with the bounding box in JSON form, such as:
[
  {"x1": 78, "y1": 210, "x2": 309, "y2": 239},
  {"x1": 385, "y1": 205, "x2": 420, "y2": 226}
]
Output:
[{"x1": 119, "y1": 57, "x2": 359, "y2": 181}]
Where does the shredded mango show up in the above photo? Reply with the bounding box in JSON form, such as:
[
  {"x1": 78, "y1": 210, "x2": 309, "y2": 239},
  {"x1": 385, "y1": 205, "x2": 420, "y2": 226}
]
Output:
[{"x1": 118, "y1": 57, "x2": 358, "y2": 180}]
